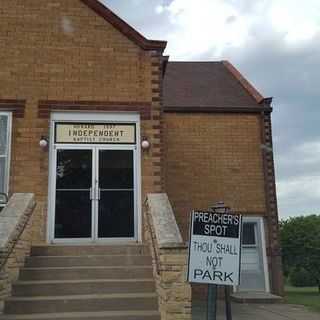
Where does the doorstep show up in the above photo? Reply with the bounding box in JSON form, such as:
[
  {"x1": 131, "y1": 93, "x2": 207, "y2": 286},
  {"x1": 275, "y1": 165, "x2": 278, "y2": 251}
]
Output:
[{"x1": 231, "y1": 292, "x2": 283, "y2": 304}]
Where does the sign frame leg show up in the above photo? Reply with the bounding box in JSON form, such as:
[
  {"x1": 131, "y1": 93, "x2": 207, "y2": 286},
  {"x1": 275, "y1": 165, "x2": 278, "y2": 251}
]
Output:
[
  {"x1": 224, "y1": 286, "x2": 232, "y2": 320},
  {"x1": 207, "y1": 284, "x2": 217, "y2": 320}
]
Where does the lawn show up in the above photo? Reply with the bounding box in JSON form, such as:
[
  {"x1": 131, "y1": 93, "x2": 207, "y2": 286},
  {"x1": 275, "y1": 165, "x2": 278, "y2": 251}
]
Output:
[{"x1": 285, "y1": 286, "x2": 320, "y2": 313}]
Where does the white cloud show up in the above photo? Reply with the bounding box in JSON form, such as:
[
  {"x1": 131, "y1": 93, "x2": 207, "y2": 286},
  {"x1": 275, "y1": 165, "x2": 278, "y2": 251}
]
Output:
[
  {"x1": 161, "y1": 0, "x2": 250, "y2": 58},
  {"x1": 277, "y1": 174, "x2": 320, "y2": 217},
  {"x1": 277, "y1": 175, "x2": 320, "y2": 200},
  {"x1": 295, "y1": 141, "x2": 320, "y2": 165},
  {"x1": 276, "y1": 140, "x2": 320, "y2": 217},
  {"x1": 155, "y1": 5, "x2": 164, "y2": 14},
  {"x1": 269, "y1": 0, "x2": 320, "y2": 44},
  {"x1": 278, "y1": 140, "x2": 320, "y2": 166},
  {"x1": 100, "y1": 0, "x2": 320, "y2": 218},
  {"x1": 158, "y1": 0, "x2": 320, "y2": 59}
]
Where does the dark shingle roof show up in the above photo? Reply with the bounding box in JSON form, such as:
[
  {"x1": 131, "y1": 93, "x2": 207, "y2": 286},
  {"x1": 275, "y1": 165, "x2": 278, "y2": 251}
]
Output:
[{"x1": 163, "y1": 61, "x2": 264, "y2": 110}]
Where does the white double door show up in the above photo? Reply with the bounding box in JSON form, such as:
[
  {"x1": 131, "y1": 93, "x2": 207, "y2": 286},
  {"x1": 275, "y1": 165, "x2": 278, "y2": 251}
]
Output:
[{"x1": 53, "y1": 146, "x2": 137, "y2": 242}]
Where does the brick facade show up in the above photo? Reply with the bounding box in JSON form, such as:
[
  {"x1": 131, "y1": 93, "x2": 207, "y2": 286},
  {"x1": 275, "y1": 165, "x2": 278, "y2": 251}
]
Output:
[
  {"x1": 164, "y1": 112, "x2": 267, "y2": 239},
  {"x1": 0, "y1": 0, "x2": 163, "y2": 243},
  {"x1": 0, "y1": 0, "x2": 282, "y2": 296},
  {"x1": 163, "y1": 111, "x2": 283, "y2": 295}
]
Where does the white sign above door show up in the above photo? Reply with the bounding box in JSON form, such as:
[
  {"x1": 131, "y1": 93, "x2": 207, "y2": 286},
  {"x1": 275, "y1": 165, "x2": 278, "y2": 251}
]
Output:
[{"x1": 55, "y1": 123, "x2": 136, "y2": 144}]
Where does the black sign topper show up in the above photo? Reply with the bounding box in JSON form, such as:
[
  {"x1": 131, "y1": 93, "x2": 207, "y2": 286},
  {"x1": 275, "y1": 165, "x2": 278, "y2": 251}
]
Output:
[{"x1": 192, "y1": 210, "x2": 241, "y2": 238}]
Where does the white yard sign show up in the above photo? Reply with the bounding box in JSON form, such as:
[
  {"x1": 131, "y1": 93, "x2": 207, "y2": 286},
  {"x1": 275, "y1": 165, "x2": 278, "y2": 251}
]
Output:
[{"x1": 187, "y1": 210, "x2": 242, "y2": 286}]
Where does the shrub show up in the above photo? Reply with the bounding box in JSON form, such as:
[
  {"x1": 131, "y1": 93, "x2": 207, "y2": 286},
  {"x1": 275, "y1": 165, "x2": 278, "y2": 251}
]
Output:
[{"x1": 289, "y1": 267, "x2": 317, "y2": 287}]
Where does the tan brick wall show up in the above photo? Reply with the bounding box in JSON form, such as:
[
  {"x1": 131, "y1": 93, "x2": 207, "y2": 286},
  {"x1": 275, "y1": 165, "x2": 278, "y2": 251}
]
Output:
[
  {"x1": 164, "y1": 113, "x2": 267, "y2": 239},
  {"x1": 0, "y1": 0, "x2": 162, "y2": 243}
]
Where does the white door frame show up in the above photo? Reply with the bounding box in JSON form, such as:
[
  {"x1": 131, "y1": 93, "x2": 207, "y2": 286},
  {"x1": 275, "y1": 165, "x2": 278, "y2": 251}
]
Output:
[
  {"x1": 235, "y1": 216, "x2": 270, "y2": 292},
  {"x1": 47, "y1": 112, "x2": 141, "y2": 244},
  {"x1": 0, "y1": 112, "x2": 12, "y2": 196}
]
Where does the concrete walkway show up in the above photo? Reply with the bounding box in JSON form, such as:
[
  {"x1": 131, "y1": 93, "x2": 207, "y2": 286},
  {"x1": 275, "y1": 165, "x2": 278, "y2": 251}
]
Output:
[{"x1": 192, "y1": 300, "x2": 320, "y2": 320}]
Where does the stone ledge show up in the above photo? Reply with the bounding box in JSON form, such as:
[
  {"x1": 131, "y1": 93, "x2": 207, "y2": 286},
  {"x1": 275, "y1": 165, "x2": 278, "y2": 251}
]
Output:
[
  {"x1": 145, "y1": 193, "x2": 192, "y2": 320},
  {"x1": 0, "y1": 193, "x2": 36, "y2": 306},
  {"x1": 146, "y1": 193, "x2": 184, "y2": 249},
  {"x1": 159, "y1": 242, "x2": 188, "y2": 249},
  {"x1": 0, "y1": 193, "x2": 35, "y2": 259}
]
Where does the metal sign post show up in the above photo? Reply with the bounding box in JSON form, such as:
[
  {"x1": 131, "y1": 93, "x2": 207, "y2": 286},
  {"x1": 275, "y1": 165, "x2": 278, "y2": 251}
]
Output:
[
  {"x1": 207, "y1": 284, "x2": 217, "y2": 320},
  {"x1": 187, "y1": 202, "x2": 242, "y2": 320},
  {"x1": 224, "y1": 285, "x2": 232, "y2": 320}
]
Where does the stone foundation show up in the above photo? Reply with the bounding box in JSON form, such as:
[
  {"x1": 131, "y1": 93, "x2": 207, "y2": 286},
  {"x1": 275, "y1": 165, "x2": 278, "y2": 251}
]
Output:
[{"x1": 145, "y1": 193, "x2": 192, "y2": 320}]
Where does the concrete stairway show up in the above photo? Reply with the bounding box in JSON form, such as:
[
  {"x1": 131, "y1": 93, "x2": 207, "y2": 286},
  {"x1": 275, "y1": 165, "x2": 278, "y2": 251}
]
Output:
[{"x1": 1, "y1": 245, "x2": 160, "y2": 320}]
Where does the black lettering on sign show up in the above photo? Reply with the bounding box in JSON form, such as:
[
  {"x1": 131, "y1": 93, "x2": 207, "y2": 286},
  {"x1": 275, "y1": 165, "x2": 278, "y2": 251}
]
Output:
[
  {"x1": 192, "y1": 211, "x2": 241, "y2": 238},
  {"x1": 193, "y1": 269, "x2": 234, "y2": 283}
]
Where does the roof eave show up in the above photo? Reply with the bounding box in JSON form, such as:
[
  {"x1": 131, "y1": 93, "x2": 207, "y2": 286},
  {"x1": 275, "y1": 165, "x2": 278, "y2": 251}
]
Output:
[{"x1": 163, "y1": 105, "x2": 273, "y2": 113}]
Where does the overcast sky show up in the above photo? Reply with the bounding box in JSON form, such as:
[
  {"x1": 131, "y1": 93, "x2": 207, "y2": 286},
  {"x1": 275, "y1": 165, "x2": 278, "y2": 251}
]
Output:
[{"x1": 101, "y1": 0, "x2": 320, "y2": 219}]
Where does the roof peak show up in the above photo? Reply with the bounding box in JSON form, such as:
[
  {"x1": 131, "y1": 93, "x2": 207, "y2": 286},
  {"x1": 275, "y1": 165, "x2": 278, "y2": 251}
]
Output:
[{"x1": 80, "y1": 0, "x2": 167, "y2": 51}]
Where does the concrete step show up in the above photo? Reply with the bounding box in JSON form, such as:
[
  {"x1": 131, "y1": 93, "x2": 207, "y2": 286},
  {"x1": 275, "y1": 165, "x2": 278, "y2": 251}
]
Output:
[
  {"x1": 25, "y1": 255, "x2": 152, "y2": 268},
  {"x1": 31, "y1": 245, "x2": 149, "y2": 257},
  {"x1": 231, "y1": 292, "x2": 284, "y2": 303},
  {"x1": 19, "y1": 266, "x2": 153, "y2": 281},
  {"x1": 12, "y1": 279, "x2": 155, "y2": 296},
  {"x1": 0, "y1": 310, "x2": 160, "y2": 320},
  {"x1": 4, "y1": 293, "x2": 158, "y2": 314}
]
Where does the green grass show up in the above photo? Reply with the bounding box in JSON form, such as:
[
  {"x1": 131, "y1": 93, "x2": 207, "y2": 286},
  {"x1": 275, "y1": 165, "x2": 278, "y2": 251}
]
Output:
[{"x1": 285, "y1": 286, "x2": 320, "y2": 313}]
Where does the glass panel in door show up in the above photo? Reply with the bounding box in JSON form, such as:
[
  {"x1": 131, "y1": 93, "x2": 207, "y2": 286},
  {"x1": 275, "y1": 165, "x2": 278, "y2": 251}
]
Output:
[
  {"x1": 98, "y1": 150, "x2": 135, "y2": 238},
  {"x1": 55, "y1": 149, "x2": 93, "y2": 239}
]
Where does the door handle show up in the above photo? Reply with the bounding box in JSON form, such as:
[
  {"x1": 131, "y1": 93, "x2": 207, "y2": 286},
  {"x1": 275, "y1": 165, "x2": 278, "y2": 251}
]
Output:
[
  {"x1": 90, "y1": 188, "x2": 94, "y2": 200},
  {"x1": 90, "y1": 188, "x2": 100, "y2": 200}
]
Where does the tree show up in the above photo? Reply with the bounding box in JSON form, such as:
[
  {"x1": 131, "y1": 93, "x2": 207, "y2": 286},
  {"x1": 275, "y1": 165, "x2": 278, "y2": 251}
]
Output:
[{"x1": 280, "y1": 215, "x2": 320, "y2": 293}]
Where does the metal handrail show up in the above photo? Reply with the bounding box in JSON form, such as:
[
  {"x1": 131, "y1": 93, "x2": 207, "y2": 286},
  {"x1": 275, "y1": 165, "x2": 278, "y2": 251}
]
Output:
[{"x1": 145, "y1": 207, "x2": 160, "y2": 276}]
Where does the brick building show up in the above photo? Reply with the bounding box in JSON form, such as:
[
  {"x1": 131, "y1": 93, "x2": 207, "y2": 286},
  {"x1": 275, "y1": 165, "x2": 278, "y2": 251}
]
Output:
[{"x1": 0, "y1": 0, "x2": 283, "y2": 317}]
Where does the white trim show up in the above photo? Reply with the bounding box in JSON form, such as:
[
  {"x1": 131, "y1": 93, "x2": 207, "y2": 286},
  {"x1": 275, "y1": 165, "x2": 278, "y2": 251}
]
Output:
[
  {"x1": 0, "y1": 112, "x2": 12, "y2": 195},
  {"x1": 93, "y1": 145, "x2": 138, "y2": 243},
  {"x1": 47, "y1": 112, "x2": 141, "y2": 244},
  {"x1": 260, "y1": 217, "x2": 271, "y2": 293},
  {"x1": 47, "y1": 130, "x2": 55, "y2": 243},
  {"x1": 136, "y1": 122, "x2": 142, "y2": 242},
  {"x1": 51, "y1": 112, "x2": 140, "y2": 122}
]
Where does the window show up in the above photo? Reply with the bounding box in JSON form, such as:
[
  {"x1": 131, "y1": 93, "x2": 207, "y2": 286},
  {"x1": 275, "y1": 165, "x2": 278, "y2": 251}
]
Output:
[
  {"x1": 242, "y1": 222, "x2": 257, "y2": 246},
  {"x1": 0, "y1": 112, "x2": 12, "y2": 209}
]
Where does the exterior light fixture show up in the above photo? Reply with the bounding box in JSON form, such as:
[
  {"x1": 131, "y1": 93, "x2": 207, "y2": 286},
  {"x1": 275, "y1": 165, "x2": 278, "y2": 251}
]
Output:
[
  {"x1": 141, "y1": 138, "x2": 150, "y2": 151},
  {"x1": 39, "y1": 136, "x2": 48, "y2": 149}
]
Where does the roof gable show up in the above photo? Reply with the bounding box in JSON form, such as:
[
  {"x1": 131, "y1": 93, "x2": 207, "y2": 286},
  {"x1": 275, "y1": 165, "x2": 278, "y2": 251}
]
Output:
[{"x1": 80, "y1": 0, "x2": 167, "y2": 51}]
